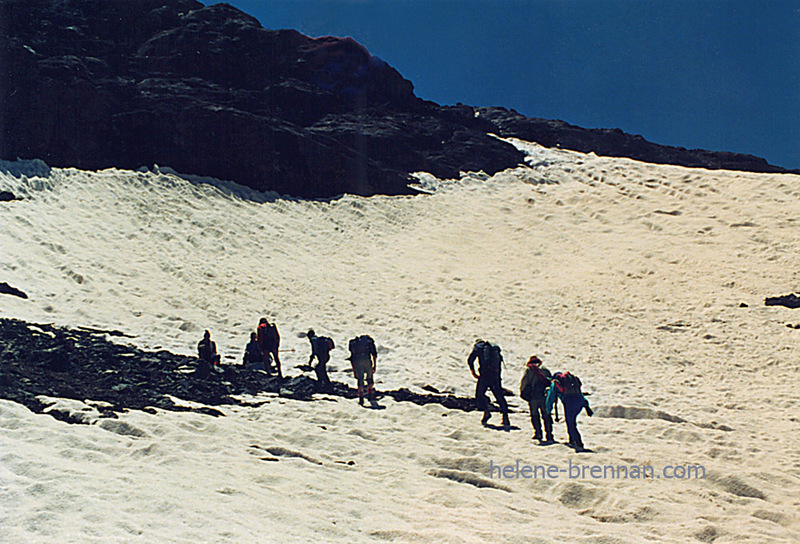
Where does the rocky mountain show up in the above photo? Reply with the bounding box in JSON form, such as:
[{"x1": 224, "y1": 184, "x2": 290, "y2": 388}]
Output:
[{"x1": 0, "y1": 0, "x2": 792, "y2": 198}]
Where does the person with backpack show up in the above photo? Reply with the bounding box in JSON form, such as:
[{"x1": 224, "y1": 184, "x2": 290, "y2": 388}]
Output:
[
  {"x1": 243, "y1": 332, "x2": 265, "y2": 369},
  {"x1": 520, "y1": 355, "x2": 554, "y2": 443},
  {"x1": 545, "y1": 371, "x2": 593, "y2": 451},
  {"x1": 307, "y1": 329, "x2": 335, "y2": 393},
  {"x1": 348, "y1": 335, "x2": 377, "y2": 405},
  {"x1": 467, "y1": 339, "x2": 510, "y2": 429},
  {"x1": 257, "y1": 317, "x2": 282, "y2": 378},
  {"x1": 196, "y1": 330, "x2": 220, "y2": 378}
]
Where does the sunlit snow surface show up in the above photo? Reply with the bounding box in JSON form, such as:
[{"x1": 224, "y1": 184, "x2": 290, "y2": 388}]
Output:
[{"x1": 1, "y1": 141, "x2": 799, "y2": 543}]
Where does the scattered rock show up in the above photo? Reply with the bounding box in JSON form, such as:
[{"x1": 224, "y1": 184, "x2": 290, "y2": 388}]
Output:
[
  {"x1": 765, "y1": 294, "x2": 800, "y2": 309},
  {"x1": 0, "y1": 282, "x2": 28, "y2": 299},
  {"x1": 0, "y1": 190, "x2": 20, "y2": 201},
  {"x1": 694, "y1": 525, "x2": 721, "y2": 543}
]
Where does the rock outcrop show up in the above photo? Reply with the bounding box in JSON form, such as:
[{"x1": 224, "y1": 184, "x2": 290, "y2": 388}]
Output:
[
  {"x1": 765, "y1": 294, "x2": 800, "y2": 309},
  {"x1": 0, "y1": 0, "x2": 793, "y2": 198},
  {"x1": 0, "y1": 282, "x2": 27, "y2": 299},
  {"x1": 475, "y1": 108, "x2": 791, "y2": 174}
]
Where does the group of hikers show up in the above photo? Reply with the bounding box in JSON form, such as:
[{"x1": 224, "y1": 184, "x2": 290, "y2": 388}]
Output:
[
  {"x1": 197, "y1": 323, "x2": 592, "y2": 451},
  {"x1": 468, "y1": 339, "x2": 592, "y2": 451}
]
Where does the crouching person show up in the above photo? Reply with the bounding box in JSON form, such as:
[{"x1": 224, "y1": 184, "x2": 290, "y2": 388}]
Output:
[{"x1": 196, "y1": 330, "x2": 220, "y2": 378}]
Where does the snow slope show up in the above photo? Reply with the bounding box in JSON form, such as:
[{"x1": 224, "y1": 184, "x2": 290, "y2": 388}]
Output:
[{"x1": 1, "y1": 141, "x2": 799, "y2": 543}]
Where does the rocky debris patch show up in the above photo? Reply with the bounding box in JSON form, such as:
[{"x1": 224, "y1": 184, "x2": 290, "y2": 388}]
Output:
[
  {"x1": 0, "y1": 318, "x2": 482, "y2": 423},
  {"x1": 0, "y1": 282, "x2": 28, "y2": 299},
  {"x1": 765, "y1": 294, "x2": 800, "y2": 309}
]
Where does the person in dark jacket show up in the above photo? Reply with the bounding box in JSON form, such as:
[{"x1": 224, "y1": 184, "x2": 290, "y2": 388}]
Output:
[
  {"x1": 196, "y1": 330, "x2": 219, "y2": 378},
  {"x1": 467, "y1": 339, "x2": 510, "y2": 429},
  {"x1": 348, "y1": 335, "x2": 377, "y2": 405},
  {"x1": 307, "y1": 329, "x2": 334, "y2": 393},
  {"x1": 519, "y1": 355, "x2": 554, "y2": 442},
  {"x1": 257, "y1": 317, "x2": 282, "y2": 378},
  {"x1": 545, "y1": 371, "x2": 593, "y2": 451},
  {"x1": 243, "y1": 332, "x2": 264, "y2": 369}
]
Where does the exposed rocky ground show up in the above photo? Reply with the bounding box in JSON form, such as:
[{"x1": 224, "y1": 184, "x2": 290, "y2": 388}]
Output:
[
  {"x1": 0, "y1": 318, "x2": 482, "y2": 424},
  {"x1": 766, "y1": 293, "x2": 800, "y2": 309},
  {"x1": 1, "y1": 0, "x2": 792, "y2": 199}
]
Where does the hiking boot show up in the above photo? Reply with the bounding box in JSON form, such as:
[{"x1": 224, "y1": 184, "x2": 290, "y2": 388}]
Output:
[
  {"x1": 532, "y1": 433, "x2": 542, "y2": 441},
  {"x1": 481, "y1": 411, "x2": 492, "y2": 425},
  {"x1": 545, "y1": 435, "x2": 555, "y2": 443},
  {"x1": 358, "y1": 396, "x2": 364, "y2": 406},
  {"x1": 502, "y1": 414, "x2": 510, "y2": 429}
]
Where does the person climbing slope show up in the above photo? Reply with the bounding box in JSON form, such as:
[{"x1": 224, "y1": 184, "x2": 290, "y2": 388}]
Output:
[
  {"x1": 257, "y1": 317, "x2": 282, "y2": 378},
  {"x1": 348, "y1": 334, "x2": 377, "y2": 405},
  {"x1": 520, "y1": 355, "x2": 554, "y2": 443},
  {"x1": 545, "y1": 371, "x2": 593, "y2": 451},
  {"x1": 467, "y1": 339, "x2": 510, "y2": 429},
  {"x1": 307, "y1": 329, "x2": 335, "y2": 393}
]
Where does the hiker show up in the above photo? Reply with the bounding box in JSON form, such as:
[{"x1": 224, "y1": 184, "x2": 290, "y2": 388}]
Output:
[
  {"x1": 467, "y1": 339, "x2": 510, "y2": 428},
  {"x1": 307, "y1": 329, "x2": 335, "y2": 393},
  {"x1": 257, "y1": 317, "x2": 282, "y2": 378},
  {"x1": 196, "y1": 330, "x2": 220, "y2": 378},
  {"x1": 545, "y1": 371, "x2": 593, "y2": 451},
  {"x1": 520, "y1": 355, "x2": 554, "y2": 442},
  {"x1": 348, "y1": 335, "x2": 377, "y2": 405},
  {"x1": 243, "y1": 332, "x2": 265, "y2": 369}
]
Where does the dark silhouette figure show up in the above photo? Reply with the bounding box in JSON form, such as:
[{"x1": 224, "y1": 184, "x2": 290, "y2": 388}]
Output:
[{"x1": 467, "y1": 339, "x2": 510, "y2": 429}]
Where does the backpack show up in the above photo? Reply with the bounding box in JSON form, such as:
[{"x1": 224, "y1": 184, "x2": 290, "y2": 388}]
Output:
[
  {"x1": 258, "y1": 322, "x2": 279, "y2": 348},
  {"x1": 349, "y1": 335, "x2": 374, "y2": 357},
  {"x1": 553, "y1": 372, "x2": 582, "y2": 396},
  {"x1": 521, "y1": 365, "x2": 549, "y2": 401},
  {"x1": 314, "y1": 336, "x2": 334, "y2": 355},
  {"x1": 520, "y1": 381, "x2": 533, "y2": 402},
  {"x1": 481, "y1": 342, "x2": 502, "y2": 372}
]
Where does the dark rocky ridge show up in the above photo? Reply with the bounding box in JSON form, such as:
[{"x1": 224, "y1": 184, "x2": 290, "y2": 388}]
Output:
[{"x1": 0, "y1": 0, "x2": 793, "y2": 198}]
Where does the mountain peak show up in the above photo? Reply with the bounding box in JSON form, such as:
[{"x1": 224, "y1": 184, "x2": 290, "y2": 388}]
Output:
[{"x1": 0, "y1": 0, "x2": 791, "y2": 197}]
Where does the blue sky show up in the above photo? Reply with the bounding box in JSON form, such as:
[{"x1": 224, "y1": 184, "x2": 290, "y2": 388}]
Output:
[{"x1": 219, "y1": 0, "x2": 800, "y2": 169}]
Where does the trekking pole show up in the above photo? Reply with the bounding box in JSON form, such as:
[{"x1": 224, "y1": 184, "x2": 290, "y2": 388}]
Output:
[{"x1": 278, "y1": 348, "x2": 296, "y2": 352}]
